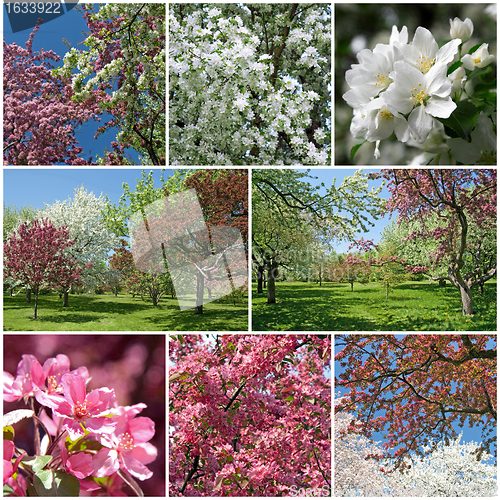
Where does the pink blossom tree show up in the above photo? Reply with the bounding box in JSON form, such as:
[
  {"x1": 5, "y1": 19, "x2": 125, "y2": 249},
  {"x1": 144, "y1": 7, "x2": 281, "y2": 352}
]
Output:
[
  {"x1": 3, "y1": 22, "x2": 101, "y2": 165},
  {"x1": 3, "y1": 218, "x2": 85, "y2": 319},
  {"x1": 335, "y1": 334, "x2": 497, "y2": 471},
  {"x1": 169, "y1": 334, "x2": 331, "y2": 497},
  {"x1": 372, "y1": 169, "x2": 497, "y2": 316}
]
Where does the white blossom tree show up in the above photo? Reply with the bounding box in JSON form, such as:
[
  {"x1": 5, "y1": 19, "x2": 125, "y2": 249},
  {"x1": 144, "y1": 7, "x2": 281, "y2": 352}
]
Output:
[
  {"x1": 38, "y1": 185, "x2": 120, "y2": 305},
  {"x1": 388, "y1": 433, "x2": 497, "y2": 497},
  {"x1": 335, "y1": 397, "x2": 498, "y2": 497},
  {"x1": 169, "y1": 3, "x2": 331, "y2": 165}
]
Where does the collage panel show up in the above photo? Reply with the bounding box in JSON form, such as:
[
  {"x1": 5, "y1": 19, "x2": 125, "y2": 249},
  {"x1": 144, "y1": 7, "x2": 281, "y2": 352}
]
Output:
[
  {"x1": 335, "y1": 3, "x2": 496, "y2": 165},
  {"x1": 4, "y1": 1, "x2": 165, "y2": 166},
  {"x1": 3, "y1": 333, "x2": 165, "y2": 496},
  {"x1": 168, "y1": 333, "x2": 331, "y2": 496},
  {"x1": 333, "y1": 333, "x2": 497, "y2": 497},
  {"x1": 252, "y1": 168, "x2": 496, "y2": 332},
  {"x1": 3, "y1": 168, "x2": 249, "y2": 332},
  {"x1": 169, "y1": 2, "x2": 331, "y2": 166}
]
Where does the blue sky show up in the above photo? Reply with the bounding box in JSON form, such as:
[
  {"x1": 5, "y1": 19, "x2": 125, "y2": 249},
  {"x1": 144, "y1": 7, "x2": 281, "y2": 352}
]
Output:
[
  {"x1": 3, "y1": 3, "x2": 142, "y2": 164},
  {"x1": 334, "y1": 334, "x2": 497, "y2": 467},
  {"x1": 297, "y1": 169, "x2": 392, "y2": 254},
  {"x1": 3, "y1": 168, "x2": 172, "y2": 210}
]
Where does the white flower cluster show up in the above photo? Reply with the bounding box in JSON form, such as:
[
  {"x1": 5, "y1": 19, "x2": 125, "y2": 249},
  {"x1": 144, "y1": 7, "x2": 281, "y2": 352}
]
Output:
[
  {"x1": 169, "y1": 4, "x2": 331, "y2": 165},
  {"x1": 343, "y1": 17, "x2": 496, "y2": 160}
]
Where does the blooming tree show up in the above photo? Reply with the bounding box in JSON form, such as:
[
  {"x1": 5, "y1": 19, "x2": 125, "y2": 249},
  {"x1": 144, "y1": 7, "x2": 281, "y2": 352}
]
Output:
[
  {"x1": 169, "y1": 334, "x2": 331, "y2": 496},
  {"x1": 343, "y1": 15, "x2": 496, "y2": 164},
  {"x1": 3, "y1": 219, "x2": 85, "y2": 319},
  {"x1": 334, "y1": 397, "x2": 417, "y2": 497},
  {"x1": 335, "y1": 334, "x2": 497, "y2": 469},
  {"x1": 170, "y1": 3, "x2": 331, "y2": 165},
  {"x1": 335, "y1": 397, "x2": 497, "y2": 497},
  {"x1": 388, "y1": 433, "x2": 497, "y2": 497},
  {"x1": 54, "y1": 3, "x2": 166, "y2": 165},
  {"x1": 105, "y1": 169, "x2": 248, "y2": 314},
  {"x1": 374, "y1": 168, "x2": 497, "y2": 315},
  {"x1": 3, "y1": 22, "x2": 100, "y2": 165},
  {"x1": 37, "y1": 185, "x2": 120, "y2": 305},
  {"x1": 3, "y1": 353, "x2": 157, "y2": 496}
]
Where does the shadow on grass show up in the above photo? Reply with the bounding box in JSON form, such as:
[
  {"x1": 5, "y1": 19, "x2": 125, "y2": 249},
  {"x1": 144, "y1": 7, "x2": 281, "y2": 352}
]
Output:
[{"x1": 252, "y1": 281, "x2": 496, "y2": 331}]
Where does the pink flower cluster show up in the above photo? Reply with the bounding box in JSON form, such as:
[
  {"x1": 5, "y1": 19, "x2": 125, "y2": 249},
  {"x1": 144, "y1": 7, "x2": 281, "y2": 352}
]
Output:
[{"x1": 4, "y1": 354, "x2": 157, "y2": 496}]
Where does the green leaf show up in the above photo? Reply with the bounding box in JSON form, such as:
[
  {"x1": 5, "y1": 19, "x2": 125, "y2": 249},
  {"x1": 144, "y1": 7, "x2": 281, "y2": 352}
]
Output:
[
  {"x1": 350, "y1": 141, "x2": 366, "y2": 163},
  {"x1": 33, "y1": 470, "x2": 80, "y2": 497},
  {"x1": 3, "y1": 425, "x2": 14, "y2": 441},
  {"x1": 447, "y1": 60, "x2": 462, "y2": 76},
  {"x1": 27, "y1": 455, "x2": 52, "y2": 473},
  {"x1": 3, "y1": 409, "x2": 35, "y2": 427},
  {"x1": 468, "y1": 66, "x2": 493, "y2": 81},
  {"x1": 284, "y1": 396, "x2": 295, "y2": 402},
  {"x1": 436, "y1": 101, "x2": 479, "y2": 141},
  {"x1": 468, "y1": 43, "x2": 482, "y2": 54}
]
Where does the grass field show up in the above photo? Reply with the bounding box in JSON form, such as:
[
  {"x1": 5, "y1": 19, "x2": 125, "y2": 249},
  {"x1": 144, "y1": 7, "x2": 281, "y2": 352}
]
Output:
[
  {"x1": 4, "y1": 293, "x2": 248, "y2": 331},
  {"x1": 252, "y1": 281, "x2": 497, "y2": 331}
]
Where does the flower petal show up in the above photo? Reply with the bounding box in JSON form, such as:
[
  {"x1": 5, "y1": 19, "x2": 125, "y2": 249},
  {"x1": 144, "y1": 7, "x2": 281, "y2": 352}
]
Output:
[
  {"x1": 93, "y1": 448, "x2": 119, "y2": 478},
  {"x1": 408, "y1": 106, "x2": 433, "y2": 143},
  {"x1": 425, "y1": 97, "x2": 456, "y2": 119},
  {"x1": 128, "y1": 417, "x2": 155, "y2": 444},
  {"x1": 62, "y1": 373, "x2": 87, "y2": 406}
]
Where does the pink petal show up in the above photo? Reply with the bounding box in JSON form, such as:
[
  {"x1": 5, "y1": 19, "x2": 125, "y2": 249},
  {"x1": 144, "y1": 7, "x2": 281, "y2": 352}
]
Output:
[
  {"x1": 85, "y1": 416, "x2": 118, "y2": 435},
  {"x1": 129, "y1": 442, "x2": 157, "y2": 466},
  {"x1": 3, "y1": 460, "x2": 13, "y2": 485},
  {"x1": 121, "y1": 451, "x2": 154, "y2": 481},
  {"x1": 67, "y1": 452, "x2": 94, "y2": 479},
  {"x1": 3, "y1": 441, "x2": 14, "y2": 461},
  {"x1": 62, "y1": 373, "x2": 87, "y2": 405},
  {"x1": 128, "y1": 417, "x2": 155, "y2": 444},
  {"x1": 64, "y1": 419, "x2": 86, "y2": 440},
  {"x1": 93, "y1": 448, "x2": 119, "y2": 478}
]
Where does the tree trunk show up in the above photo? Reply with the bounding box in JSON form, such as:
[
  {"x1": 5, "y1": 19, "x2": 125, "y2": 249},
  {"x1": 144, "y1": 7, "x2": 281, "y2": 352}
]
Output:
[
  {"x1": 195, "y1": 271, "x2": 204, "y2": 314},
  {"x1": 62, "y1": 291, "x2": 69, "y2": 307},
  {"x1": 257, "y1": 265, "x2": 264, "y2": 294},
  {"x1": 438, "y1": 278, "x2": 446, "y2": 287},
  {"x1": 350, "y1": 282, "x2": 354, "y2": 292},
  {"x1": 478, "y1": 281, "x2": 484, "y2": 294},
  {"x1": 26, "y1": 289, "x2": 31, "y2": 304},
  {"x1": 33, "y1": 293, "x2": 39, "y2": 320},
  {"x1": 460, "y1": 284, "x2": 474, "y2": 315},
  {"x1": 267, "y1": 261, "x2": 279, "y2": 304},
  {"x1": 386, "y1": 284, "x2": 389, "y2": 300}
]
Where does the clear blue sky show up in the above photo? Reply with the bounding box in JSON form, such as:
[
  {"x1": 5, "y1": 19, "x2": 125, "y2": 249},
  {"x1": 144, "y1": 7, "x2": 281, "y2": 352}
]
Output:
[
  {"x1": 3, "y1": 168, "x2": 173, "y2": 210},
  {"x1": 334, "y1": 334, "x2": 497, "y2": 467},
  {"x1": 297, "y1": 169, "x2": 392, "y2": 254},
  {"x1": 3, "y1": 3, "x2": 141, "y2": 164}
]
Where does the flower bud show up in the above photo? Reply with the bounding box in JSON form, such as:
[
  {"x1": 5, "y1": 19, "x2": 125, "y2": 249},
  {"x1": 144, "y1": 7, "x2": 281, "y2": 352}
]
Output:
[
  {"x1": 449, "y1": 66, "x2": 466, "y2": 93},
  {"x1": 450, "y1": 17, "x2": 473, "y2": 42},
  {"x1": 461, "y1": 43, "x2": 496, "y2": 70}
]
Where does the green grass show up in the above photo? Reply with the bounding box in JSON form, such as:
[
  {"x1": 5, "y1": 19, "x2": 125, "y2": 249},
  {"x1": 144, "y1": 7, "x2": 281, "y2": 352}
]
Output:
[
  {"x1": 252, "y1": 280, "x2": 497, "y2": 331},
  {"x1": 4, "y1": 292, "x2": 248, "y2": 331}
]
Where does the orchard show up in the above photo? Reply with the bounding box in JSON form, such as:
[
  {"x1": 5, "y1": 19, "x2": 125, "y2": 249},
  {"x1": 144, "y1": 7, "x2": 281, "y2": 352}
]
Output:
[
  {"x1": 252, "y1": 168, "x2": 496, "y2": 331},
  {"x1": 3, "y1": 169, "x2": 248, "y2": 331}
]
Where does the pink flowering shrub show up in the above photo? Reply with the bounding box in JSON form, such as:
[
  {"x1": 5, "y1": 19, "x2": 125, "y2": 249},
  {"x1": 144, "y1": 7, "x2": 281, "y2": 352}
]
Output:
[
  {"x1": 3, "y1": 351, "x2": 159, "y2": 496},
  {"x1": 169, "y1": 334, "x2": 331, "y2": 497}
]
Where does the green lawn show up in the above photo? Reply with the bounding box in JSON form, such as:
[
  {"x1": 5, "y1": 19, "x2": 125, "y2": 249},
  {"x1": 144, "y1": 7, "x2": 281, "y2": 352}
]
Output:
[
  {"x1": 252, "y1": 281, "x2": 497, "y2": 331},
  {"x1": 4, "y1": 293, "x2": 248, "y2": 331}
]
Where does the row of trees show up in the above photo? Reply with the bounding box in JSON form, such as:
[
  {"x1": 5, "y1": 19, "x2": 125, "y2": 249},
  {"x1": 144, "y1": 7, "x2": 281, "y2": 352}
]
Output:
[
  {"x1": 4, "y1": 170, "x2": 249, "y2": 319},
  {"x1": 4, "y1": 3, "x2": 165, "y2": 165},
  {"x1": 252, "y1": 169, "x2": 497, "y2": 316}
]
